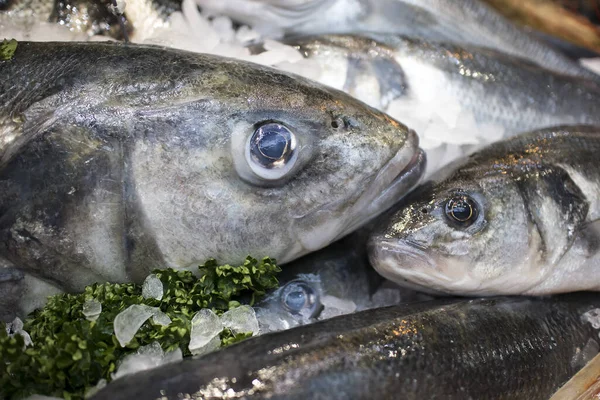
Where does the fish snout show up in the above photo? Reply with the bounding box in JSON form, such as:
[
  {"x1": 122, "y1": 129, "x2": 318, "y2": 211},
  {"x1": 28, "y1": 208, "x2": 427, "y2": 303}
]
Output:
[{"x1": 367, "y1": 235, "x2": 446, "y2": 294}]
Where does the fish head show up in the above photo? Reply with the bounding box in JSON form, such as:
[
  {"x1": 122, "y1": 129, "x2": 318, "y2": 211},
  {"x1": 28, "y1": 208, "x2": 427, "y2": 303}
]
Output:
[
  {"x1": 125, "y1": 51, "x2": 425, "y2": 266},
  {"x1": 368, "y1": 168, "x2": 538, "y2": 295},
  {"x1": 253, "y1": 233, "x2": 379, "y2": 332}
]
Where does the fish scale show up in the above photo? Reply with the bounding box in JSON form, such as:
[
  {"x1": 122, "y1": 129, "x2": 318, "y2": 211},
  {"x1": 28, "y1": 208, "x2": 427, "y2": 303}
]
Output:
[
  {"x1": 0, "y1": 41, "x2": 424, "y2": 320},
  {"x1": 91, "y1": 294, "x2": 600, "y2": 399}
]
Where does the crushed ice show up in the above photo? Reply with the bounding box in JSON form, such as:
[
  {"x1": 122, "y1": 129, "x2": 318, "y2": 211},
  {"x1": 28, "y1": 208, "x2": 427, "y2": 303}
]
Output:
[
  {"x1": 319, "y1": 295, "x2": 357, "y2": 320},
  {"x1": 189, "y1": 309, "x2": 223, "y2": 356},
  {"x1": 221, "y1": 305, "x2": 259, "y2": 335},
  {"x1": 82, "y1": 299, "x2": 102, "y2": 322},
  {"x1": 582, "y1": 308, "x2": 600, "y2": 329},
  {"x1": 112, "y1": 342, "x2": 183, "y2": 380},
  {"x1": 114, "y1": 305, "x2": 171, "y2": 347},
  {"x1": 142, "y1": 274, "x2": 164, "y2": 301},
  {"x1": 6, "y1": 317, "x2": 33, "y2": 348}
]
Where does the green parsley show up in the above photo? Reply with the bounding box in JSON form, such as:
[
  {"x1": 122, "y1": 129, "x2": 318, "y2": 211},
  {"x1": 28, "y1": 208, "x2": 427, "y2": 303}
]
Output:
[{"x1": 0, "y1": 256, "x2": 281, "y2": 400}]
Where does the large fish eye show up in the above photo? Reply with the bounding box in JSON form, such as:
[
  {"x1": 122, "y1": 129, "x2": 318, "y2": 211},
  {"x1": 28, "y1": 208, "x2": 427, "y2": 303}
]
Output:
[
  {"x1": 246, "y1": 122, "x2": 298, "y2": 180},
  {"x1": 444, "y1": 195, "x2": 479, "y2": 228},
  {"x1": 280, "y1": 281, "x2": 320, "y2": 317}
]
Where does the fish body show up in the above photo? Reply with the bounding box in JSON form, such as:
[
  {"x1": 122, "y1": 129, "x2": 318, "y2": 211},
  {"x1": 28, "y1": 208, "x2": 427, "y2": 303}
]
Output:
[
  {"x1": 281, "y1": 34, "x2": 600, "y2": 134},
  {"x1": 0, "y1": 41, "x2": 423, "y2": 318},
  {"x1": 255, "y1": 230, "x2": 428, "y2": 333},
  {"x1": 369, "y1": 126, "x2": 600, "y2": 296},
  {"x1": 197, "y1": 0, "x2": 598, "y2": 79},
  {"x1": 92, "y1": 293, "x2": 600, "y2": 400}
]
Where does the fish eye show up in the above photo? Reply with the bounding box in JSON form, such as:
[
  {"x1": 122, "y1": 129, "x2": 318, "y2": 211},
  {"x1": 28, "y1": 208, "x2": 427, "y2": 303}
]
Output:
[
  {"x1": 280, "y1": 281, "x2": 319, "y2": 317},
  {"x1": 444, "y1": 194, "x2": 479, "y2": 228},
  {"x1": 246, "y1": 122, "x2": 298, "y2": 180}
]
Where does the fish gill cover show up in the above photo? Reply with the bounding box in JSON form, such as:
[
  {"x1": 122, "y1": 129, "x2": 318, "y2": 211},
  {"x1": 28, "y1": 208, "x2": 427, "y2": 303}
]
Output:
[
  {"x1": 0, "y1": 39, "x2": 17, "y2": 61},
  {"x1": 0, "y1": 256, "x2": 281, "y2": 400}
]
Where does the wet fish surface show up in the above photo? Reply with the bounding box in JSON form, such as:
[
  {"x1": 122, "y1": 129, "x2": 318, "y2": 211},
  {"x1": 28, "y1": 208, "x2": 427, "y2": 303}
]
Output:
[
  {"x1": 369, "y1": 125, "x2": 600, "y2": 296},
  {"x1": 92, "y1": 293, "x2": 600, "y2": 400},
  {"x1": 0, "y1": 41, "x2": 424, "y2": 319},
  {"x1": 280, "y1": 34, "x2": 600, "y2": 133},
  {"x1": 254, "y1": 230, "x2": 429, "y2": 333},
  {"x1": 197, "y1": 0, "x2": 598, "y2": 79}
]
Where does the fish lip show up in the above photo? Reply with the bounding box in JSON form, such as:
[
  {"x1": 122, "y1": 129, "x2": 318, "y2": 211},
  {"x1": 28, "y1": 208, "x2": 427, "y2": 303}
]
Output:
[
  {"x1": 332, "y1": 131, "x2": 426, "y2": 242},
  {"x1": 367, "y1": 237, "x2": 449, "y2": 295}
]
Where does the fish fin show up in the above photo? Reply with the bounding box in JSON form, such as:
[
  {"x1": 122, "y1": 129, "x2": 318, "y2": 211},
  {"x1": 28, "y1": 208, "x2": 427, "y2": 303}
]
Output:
[
  {"x1": 550, "y1": 352, "x2": 600, "y2": 400},
  {"x1": 517, "y1": 166, "x2": 588, "y2": 266}
]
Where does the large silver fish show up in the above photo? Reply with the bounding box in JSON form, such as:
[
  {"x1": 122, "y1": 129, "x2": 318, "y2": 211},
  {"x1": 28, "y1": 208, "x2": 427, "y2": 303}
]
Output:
[
  {"x1": 255, "y1": 230, "x2": 428, "y2": 333},
  {"x1": 92, "y1": 293, "x2": 600, "y2": 400},
  {"x1": 0, "y1": 41, "x2": 424, "y2": 318},
  {"x1": 279, "y1": 34, "x2": 600, "y2": 132},
  {"x1": 197, "y1": 0, "x2": 598, "y2": 79},
  {"x1": 369, "y1": 126, "x2": 600, "y2": 296}
]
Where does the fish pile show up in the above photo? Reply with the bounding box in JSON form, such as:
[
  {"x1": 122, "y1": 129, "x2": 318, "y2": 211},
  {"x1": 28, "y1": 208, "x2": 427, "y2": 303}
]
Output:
[{"x1": 2, "y1": 0, "x2": 600, "y2": 399}]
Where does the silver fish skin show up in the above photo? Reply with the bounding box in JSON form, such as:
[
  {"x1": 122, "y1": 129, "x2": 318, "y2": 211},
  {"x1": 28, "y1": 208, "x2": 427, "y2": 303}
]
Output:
[
  {"x1": 254, "y1": 229, "x2": 429, "y2": 333},
  {"x1": 196, "y1": 0, "x2": 598, "y2": 80},
  {"x1": 369, "y1": 125, "x2": 600, "y2": 296},
  {"x1": 281, "y1": 34, "x2": 600, "y2": 133},
  {"x1": 91, "y1": 293, "x2": 600, "y2": 400},
  {"x1": 0, "y1": 41, "x2": 424, "y2": 319}
]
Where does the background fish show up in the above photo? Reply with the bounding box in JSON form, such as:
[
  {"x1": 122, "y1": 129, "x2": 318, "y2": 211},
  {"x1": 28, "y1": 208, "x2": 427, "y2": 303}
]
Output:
[
  {"x1": 196, "y1": 0, "x2": 598, "y2": 79},
  {"x1": 274, "y1": 34, "x2": 600, "y2": 171},
  {"x1": 92, "y1": 293, "x2": 600, "y2": 400},
  {"x1": 255, "y1": 230, "x2": 429, "y2": 333},
  {"x1": 0, "y1": 41, "x2": 424, "y2": 319},
  {"x1": 369, "y1": 125, "x2": 600, "y2": 296}
]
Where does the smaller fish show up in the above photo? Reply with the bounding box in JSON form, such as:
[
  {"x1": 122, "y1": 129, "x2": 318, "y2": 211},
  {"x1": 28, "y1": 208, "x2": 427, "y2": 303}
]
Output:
[
  {"x1": 254, "y1": 232, "x2": 428, "y2": 333},
  {"x1": 197, "y1": 0, "x2": 598, "y2": 79},
  {"x1": 369, "y1": 125, "x2": 600, "y2": 296}
]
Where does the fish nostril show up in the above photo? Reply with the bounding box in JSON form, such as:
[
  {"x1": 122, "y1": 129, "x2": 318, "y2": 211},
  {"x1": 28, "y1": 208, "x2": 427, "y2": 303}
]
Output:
[{"x1": 421, "y1": 208, "x2": 428, "y2": 214}]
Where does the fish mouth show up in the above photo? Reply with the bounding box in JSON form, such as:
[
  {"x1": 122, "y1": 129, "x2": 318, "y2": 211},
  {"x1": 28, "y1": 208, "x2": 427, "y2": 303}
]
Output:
[
  {"x1": 333, "y1": 131, "x2": 426, "y2": 242},
  {"x1": 288, "y1": 130, "x2": 425, "y2": 263},
  {"x1": 367, "y1": 237, "x2": 448, "y2": 295}
]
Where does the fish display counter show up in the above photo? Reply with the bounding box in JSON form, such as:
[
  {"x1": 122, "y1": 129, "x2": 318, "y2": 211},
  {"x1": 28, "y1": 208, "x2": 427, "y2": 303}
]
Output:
[{"x1": 1, "y1": 0, "x2": 600, "y2": 399}]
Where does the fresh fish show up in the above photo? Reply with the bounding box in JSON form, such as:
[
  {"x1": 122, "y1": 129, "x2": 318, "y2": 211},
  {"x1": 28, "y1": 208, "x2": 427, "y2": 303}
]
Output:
[
  {"x1": 91, "y1": 293, "x2": 600, "y2": 400},
  {"x1": 279, "y1": 34, "x2": 600, "y2": 133},
  {"x1": 197, "y1": 0, "x2": 598, "y2": 79},
  {"x1": 369, "y1": 125, "x2": 600, "y2": 296},
  {"x1": 0, "y1": 41, "x2": 424, "y2": 319},
  {"x1": 254, "y1": 231, "x2": 428, "y2": 333}
]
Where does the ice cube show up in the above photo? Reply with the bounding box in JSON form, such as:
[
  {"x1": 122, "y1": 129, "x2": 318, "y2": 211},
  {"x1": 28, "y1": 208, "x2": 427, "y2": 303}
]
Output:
[
  {"x1": 114, "y1": 305, "x2": 160, "y2": 347},
  {"x1": 235, "y1": 25, "x2": 261, "y2": 45},
  {"x1": 319, "y1": 295, "x2": 357, "y2": 320},
  {"x1": 82, "y1": 299, "x2": 102, "y2": 322},
  {"x1": 211, "y1": 16, "x2": 235, "y2": 43},
  {"x1": 583, "y1": 308, "x2": 600, "y2": 329},
  {"x1": 142, "y1": 274, "x2": 164, "y2": 301},
  {"x1": 112, "y1": 342, "x2": 183, "y2": 380},
  {"x1": 84, "y1": 378, "x2": 107, "y2": 398},
  {"x1": 6, "y1": 317, "x2": 33, "y2": 347},
  {"x1": 189, "y1": 309, "x2": 223, "y2": 356},
  {"x1": 221, "y1": 305, "x2": 259, "y2": 335},
  {"x1": 152, "y1": 310, "x2": 172, "y2": 326}
]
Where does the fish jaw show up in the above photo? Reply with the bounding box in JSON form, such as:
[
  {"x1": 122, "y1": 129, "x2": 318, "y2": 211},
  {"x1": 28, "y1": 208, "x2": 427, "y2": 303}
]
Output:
[{"x1": 289, "y1": 130, "x2": 425, "y2": 261}]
